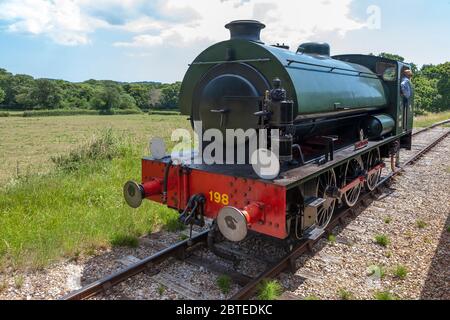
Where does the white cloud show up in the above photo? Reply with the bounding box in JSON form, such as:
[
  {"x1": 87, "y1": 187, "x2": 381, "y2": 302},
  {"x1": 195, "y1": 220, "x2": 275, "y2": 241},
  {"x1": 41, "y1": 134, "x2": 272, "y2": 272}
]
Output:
[
  {"x1": 114, "y1": 0, "x2": 367, "y2": 49},
  {"x1": 0, "y1": 0, "x2": 368, "y2": 47},
  {"x1": 118, "y1": 17, "x2": 165, "y2": 33},
  {"x1": 0, "y1": 0, "x2": 109, "y2": 45}
]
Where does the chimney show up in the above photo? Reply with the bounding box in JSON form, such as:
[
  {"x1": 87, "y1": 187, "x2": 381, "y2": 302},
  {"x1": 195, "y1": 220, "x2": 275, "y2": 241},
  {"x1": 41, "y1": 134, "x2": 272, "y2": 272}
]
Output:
[{"x1": 225, "y1": 20, "x2": 265, "y2": 43}]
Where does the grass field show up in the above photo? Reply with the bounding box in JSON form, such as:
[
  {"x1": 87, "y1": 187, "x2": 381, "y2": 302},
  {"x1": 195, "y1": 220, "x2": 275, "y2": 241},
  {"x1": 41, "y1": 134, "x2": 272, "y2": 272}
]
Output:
[
  {"x1": 0, "y1": 114, "x2": 189, "y2": 185},
  {"x1": 413, "y1": 111, "x2": 450, "y2": 128},
  {"x1": 0, "y1": 111, "x2": 449, "y2": 270}
]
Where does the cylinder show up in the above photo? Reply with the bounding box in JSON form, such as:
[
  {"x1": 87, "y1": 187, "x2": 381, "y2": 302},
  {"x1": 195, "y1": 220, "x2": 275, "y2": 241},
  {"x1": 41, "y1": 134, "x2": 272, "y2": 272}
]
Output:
[
  {"x1": 272, "y1": 134, "x2": 293, "y2": 162},
  {"x1": 364, "y1": 114, "x2": 395, "y2": 139},
  {"x1": 270, "y1": 100, "x2": 294, "y2": 127}
]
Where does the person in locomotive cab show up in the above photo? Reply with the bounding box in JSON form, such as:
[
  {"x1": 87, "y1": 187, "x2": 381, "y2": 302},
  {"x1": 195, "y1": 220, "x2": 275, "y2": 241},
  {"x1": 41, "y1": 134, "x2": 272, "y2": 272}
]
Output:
[
  {"x1": 400, "y1": 68, "x2": 413, "y2": 129},
  {"x1": 401, "y1": 68, "x2": 413, "y2": 102}
]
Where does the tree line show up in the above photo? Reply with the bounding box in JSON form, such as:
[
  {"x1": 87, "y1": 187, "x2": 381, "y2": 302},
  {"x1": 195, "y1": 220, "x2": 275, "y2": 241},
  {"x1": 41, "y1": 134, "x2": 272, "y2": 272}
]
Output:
[
  {"x1": 0, "y1": 53, "x2": 448, "y2": 115},
  {"x1": 0, "y1": 68, "x2": 181, "y2": 112}
]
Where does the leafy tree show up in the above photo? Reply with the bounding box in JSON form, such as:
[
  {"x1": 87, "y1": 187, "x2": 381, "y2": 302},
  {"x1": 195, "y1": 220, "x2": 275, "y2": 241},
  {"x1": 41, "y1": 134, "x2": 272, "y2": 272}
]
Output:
[
  {"x1": 123, "y1": 84, "x2": 150, "y2": 110},
  {"x1": 0, "y1": 74, "x2": 35, "y2": 109},
  {"x1": 435, "y1": 62, "x2": 450, "y2": 110},
  {"x1": 420, "y1": 64, "x2": 441, "y2": 78},
  {"x1": 412, "y1": 76, "x2": 440, "y2": 113},
  {"x1": 90, "y1": 85, "x2": 122, "y2": 112},
  {"x1": 0, "y1": 68, "x2": 10, "y2": 76},
  {"x1": 30, "y1": 79, "x2": 63, "y2": 109},
  {"x1": 118, "y1": 93, "x2": 137, "y2": 109},
  {"x1": 0, "y1": 87, "x2": 5, "y2": 104},
  {"x1": 378, "y1": 52, "x2": 405, "y2": 62},
  {"x1": 103, "y1": 85, "x2": 122, "y2": 110},
  {"x1": 409, "y1": 62, "x2": 419, "y2": 74},
  {"x1": 14, "y1": 91, "x2": 36, "y2": 109},
  {"x1": 159, "y1": 82, "x2": 181, "y2": 109},
  {"x1": 416, "y1": 62, "x2": 450, "y2": 111}
]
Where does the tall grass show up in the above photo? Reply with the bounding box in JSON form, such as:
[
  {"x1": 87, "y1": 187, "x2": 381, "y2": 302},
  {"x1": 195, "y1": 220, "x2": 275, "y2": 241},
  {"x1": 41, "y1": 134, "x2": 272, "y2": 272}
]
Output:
[
  {"x1": 414, "y1": 111, "x2": 450, "y2": 128},
  {"x1": 51, "y1": 128, "x2": 129, "y2": 171},
  {"x1": 111, "y1": 109, "x2": 143, "y2": 115},
  {"x1": 0, "y1": 129, "x2": 179, "y2": 270},
  {"x1": 148, "y1": 110, "x2": 180, "y2": 115},
  {"x1": 257, "y1": 280, "x2": 282, "y2": 300},
  {"x1": 23, "y1": 109, "x2": 99, "y2": 117}
]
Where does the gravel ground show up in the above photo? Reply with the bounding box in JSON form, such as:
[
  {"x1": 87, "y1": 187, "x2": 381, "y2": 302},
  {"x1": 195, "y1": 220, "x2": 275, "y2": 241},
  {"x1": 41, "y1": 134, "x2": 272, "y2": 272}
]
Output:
[
  {"x1": 0, "y1": 229, "x2": 184, "y2": 300},
  {"x1": 280, "y1": 131, "x2": 450, "y2": 300},
  {"x1": 0, "y1": 129, "x2": 448, "y2": 300}
]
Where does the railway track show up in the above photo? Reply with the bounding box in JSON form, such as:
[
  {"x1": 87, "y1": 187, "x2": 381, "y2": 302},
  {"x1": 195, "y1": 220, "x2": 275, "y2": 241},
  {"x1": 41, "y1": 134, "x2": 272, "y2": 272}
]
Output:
[{"x1": 62, "y1": 121, "x2": 450, "y2": 301}]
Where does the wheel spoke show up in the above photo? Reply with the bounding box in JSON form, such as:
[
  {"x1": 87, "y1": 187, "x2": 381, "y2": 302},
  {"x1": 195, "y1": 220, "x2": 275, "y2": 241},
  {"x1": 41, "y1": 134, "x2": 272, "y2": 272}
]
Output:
[
  {"x1": 343, "y1": 157, "x2": 362, "y2": 207},
  {"x1": 314, "y1": 169, "x2": 336, "y2": 229},
  {"x1": 318, "y1": 178, "x2": 325, "y2": 192},
  {"x1": 365, "y1": 149, "x2": 381, "y2": 191}
]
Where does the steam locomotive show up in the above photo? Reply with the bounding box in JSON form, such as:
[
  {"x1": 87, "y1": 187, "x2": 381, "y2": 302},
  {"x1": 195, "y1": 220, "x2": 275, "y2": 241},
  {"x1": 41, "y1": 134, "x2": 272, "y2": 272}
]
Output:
[{"x1": 124, "y1": 20, "x2": 413, "y2": 247}]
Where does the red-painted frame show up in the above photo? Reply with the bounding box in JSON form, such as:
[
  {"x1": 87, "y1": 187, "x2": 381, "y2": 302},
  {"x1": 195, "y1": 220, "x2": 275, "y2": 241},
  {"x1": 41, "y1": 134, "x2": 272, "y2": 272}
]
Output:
[{"x1": 142, "y1": 159, "x2": 288, "y2": 239}]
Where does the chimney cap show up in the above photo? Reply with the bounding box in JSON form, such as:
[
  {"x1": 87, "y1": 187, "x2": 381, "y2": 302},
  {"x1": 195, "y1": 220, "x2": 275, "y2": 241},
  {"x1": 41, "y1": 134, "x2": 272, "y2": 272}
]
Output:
[
  {"x1": 225, "y1": 20, "x2": 266, "y2": 43},
  {"x1": 225, "y1": 20, "x2": 266, "y2": 29}
]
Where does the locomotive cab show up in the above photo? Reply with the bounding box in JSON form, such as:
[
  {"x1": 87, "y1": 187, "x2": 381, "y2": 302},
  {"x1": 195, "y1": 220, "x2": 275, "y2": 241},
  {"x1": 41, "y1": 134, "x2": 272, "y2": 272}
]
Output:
[{"x1": 333, "y1": 54, "x2": 414, "y2": 148}]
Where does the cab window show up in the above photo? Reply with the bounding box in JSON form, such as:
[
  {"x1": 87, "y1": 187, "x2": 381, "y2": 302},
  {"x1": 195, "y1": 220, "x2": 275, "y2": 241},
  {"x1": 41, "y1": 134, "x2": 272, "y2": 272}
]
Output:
[{"x1": 376, "y1": 62, "x2": 397, "y2": 81}]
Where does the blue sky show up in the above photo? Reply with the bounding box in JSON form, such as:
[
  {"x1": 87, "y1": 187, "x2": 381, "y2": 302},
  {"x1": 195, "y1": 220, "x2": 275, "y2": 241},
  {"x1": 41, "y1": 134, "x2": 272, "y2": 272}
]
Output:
[{"x1": 0, "y1": 0, "x2": 448, "y2": 83}]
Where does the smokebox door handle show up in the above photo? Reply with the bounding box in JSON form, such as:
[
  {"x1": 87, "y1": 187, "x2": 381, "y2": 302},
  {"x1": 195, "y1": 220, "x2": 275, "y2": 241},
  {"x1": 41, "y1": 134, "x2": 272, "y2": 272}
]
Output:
[
  {"x1": 210, "y1": 108, "x2": 229, "y2": 113},
  {"x1": 210, "y1": 108, "x2": 229, "y2": 127}
]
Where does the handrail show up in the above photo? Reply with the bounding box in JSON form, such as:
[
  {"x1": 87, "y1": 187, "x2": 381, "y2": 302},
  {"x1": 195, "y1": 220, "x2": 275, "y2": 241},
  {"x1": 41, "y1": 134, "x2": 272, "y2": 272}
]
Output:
[
  {"x1": 190, "y1": 58, "x2": 270, "y2": 66},
  {"x1": 286, "y1": 59, "x2": 377, "y2": 77}
]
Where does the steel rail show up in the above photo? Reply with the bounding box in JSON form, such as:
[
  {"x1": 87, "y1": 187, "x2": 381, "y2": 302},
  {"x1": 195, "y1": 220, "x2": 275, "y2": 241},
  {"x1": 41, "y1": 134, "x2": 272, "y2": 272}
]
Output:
[
  {"x1": 62, "y1": 230, "x2": 209, "y2": 300},
  {"x1": 412, "y1": 119, "x2": 450, "y2": 136},
  {"x1": 230, "y1": 126, "x2": 450, "y2": 300}
]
